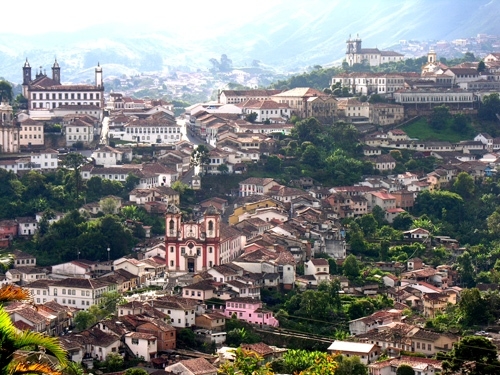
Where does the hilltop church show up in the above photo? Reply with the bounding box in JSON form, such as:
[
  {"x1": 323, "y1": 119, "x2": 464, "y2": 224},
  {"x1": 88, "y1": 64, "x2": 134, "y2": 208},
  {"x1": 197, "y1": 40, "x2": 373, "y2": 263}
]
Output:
[
  {"x1": 345, "y1": 35, "x2": 404, "y2": 67},
  {"x1": 22, "y1": 59, "x2": 105, "y2": 120}
]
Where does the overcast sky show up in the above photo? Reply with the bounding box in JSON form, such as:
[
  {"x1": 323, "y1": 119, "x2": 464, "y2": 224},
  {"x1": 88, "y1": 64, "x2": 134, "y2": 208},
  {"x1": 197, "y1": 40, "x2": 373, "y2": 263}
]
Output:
[{"x1": 1, "y1": 0, "x2": 287, "y2": 37}]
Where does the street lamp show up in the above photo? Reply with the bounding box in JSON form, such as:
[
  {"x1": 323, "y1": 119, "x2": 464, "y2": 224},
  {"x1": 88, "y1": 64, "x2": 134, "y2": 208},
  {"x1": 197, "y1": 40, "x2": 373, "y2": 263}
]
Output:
[{"x1": 107, "y1": 247, "x2": 110, "y2": 262}]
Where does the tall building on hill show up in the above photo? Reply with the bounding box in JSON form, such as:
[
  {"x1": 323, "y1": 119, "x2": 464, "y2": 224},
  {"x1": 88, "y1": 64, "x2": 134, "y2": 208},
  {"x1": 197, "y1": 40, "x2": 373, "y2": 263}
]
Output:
[
  {"x1": 345, "y1": 35, "x2": 404, "y2": 67},
  {"x1": 22, "y1": 59, "x2": 104, "y2": 120}
]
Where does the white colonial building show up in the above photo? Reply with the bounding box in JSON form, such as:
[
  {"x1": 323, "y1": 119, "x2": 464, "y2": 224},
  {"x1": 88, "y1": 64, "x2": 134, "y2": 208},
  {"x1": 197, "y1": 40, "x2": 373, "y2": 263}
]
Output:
[{"x1": 22, "y1": 59, "x2": 104, "y2": 120}]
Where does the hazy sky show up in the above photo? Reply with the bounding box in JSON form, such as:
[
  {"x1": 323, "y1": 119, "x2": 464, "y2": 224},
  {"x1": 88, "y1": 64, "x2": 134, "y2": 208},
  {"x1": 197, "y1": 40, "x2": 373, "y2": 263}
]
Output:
[{"x1": 1, "y1": 0, "x2": 287, "y2": 37}]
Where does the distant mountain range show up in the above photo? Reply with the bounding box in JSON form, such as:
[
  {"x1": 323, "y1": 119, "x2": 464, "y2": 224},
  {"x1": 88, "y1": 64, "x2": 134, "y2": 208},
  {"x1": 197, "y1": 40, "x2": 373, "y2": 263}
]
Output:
[{"x1": 1, "y1": 0, "x2": 499, "y2": 84}]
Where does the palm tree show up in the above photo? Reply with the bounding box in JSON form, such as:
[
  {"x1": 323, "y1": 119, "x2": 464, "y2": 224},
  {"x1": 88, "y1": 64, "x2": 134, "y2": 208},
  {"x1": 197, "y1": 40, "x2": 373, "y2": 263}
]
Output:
[{"x1": 0, "y1": 284, "x2": 68, "y2": 375}]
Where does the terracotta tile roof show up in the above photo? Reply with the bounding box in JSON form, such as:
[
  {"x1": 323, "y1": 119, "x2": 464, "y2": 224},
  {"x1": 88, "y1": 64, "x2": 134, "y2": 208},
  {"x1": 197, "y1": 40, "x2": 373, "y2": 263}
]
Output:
[
  {"x1": 241, "y1": 342, "x2": 274, "y2": 356},
  {"x1": 178, "y1": 358, "x2": 217, "y2": 375}
]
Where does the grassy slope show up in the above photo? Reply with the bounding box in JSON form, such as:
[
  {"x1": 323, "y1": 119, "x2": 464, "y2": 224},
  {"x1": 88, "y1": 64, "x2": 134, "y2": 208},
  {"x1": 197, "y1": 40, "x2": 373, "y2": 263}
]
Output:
[{"x1": 402, "y1": 117, "x2": 475, "y2": 143}]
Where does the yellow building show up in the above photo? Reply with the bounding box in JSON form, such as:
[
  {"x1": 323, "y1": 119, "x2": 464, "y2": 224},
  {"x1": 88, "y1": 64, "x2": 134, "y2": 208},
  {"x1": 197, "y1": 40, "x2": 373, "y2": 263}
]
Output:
[{"x1": 228, "y1": 197, "x2": 284, "y2": 225}]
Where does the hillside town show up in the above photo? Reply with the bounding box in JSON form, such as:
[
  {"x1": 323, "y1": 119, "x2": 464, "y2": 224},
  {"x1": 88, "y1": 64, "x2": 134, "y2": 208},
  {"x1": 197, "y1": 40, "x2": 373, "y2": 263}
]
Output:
[{"x1": 2, "y1": 34, "x2": 500, "y2": 375}]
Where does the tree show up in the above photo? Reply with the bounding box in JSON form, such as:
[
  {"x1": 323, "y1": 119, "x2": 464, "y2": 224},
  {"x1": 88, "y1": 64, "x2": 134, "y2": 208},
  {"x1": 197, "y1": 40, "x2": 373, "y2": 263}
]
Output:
[
  {"x1": 100, "y1": 197, "x2": 118, "y2": 215},
  {"x1": 63, "y1": 153, "x2": 87, "y2": 197},
  {"x1": 124, "y1": 369, "x2": 149, "y2": 375},
  {"x1": 0, "y1": 285, "x2": 68, "y2": 375},
  {"x1": 190, "y1": 145, "x2": 210, "y2": 175},
  {"x1": 343, "y1": 254, "x2": 360, "y2": 279},
  {"x1": 73, "y1": 310, "x2": 97, "y2": 331},
  {"x1": 456, "y1": 251, "x2": 475, "y2": 288},
  {"x1": 458, "y1": 288, "x2": 485, "y2": 326},
  {"x1": 124, "y1": 173, "x2": 140, "y2": 192},
  {"x1": 217, "y1": 164, "x2": 229, "y2": 174},
  {"x1": 0, "y1": 80, "x2": 13, "y2": 102},
  {"x1": 301, "y1": 144, "x2": 323, "y2": 168},
  {"x1": 479, "y1": 93, "x2": 500, "y2": 121},
  {"x1": 453, "y1": 171, "x2": 475, "y2": 198},
  {"x1": 265, "y1": 155, "x2": 282, "y2": 174},
  {"x1": 452, "y1": 113, "x2": 468, "y2": 132},
  {"x1": 478, "y1": 60, "x2": 486, "y2": 73},
  {"x1": 396, "y1": 364, "x2": 415, "y2": 375},
  {"x1": 429, "y1": 105, "x2": 451, "y2": 130},
  {"x1": 335, "y1": 355, "x2": 368, "y2": 375},
  {"x1": 218, "y1": 348, "x2": 274, "y2": 375},
  {"x1": 102, "y1": 353, "x2": 124, "y2": 372},
  {"x1": 442, "y1": 336, "x2": 500, "y2": 375},
  {"x1": 245, "y1": 112, "x2": 258, "y2": 123},
  {"x1": 292, "y1": 117, "x2": 325, "y2": 144},
  {"x1": 171, "y1": 180, "x2": 190, "y2": 195}
]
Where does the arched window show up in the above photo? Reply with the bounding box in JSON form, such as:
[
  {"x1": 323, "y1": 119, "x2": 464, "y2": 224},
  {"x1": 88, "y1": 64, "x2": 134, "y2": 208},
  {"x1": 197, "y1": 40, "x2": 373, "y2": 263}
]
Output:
[
  {"x1": 169, "y1": 219, "x2": 174, "y2": 230},
  {"x1": 208, "y1": 221, "x2": 214, "y2": 232}
]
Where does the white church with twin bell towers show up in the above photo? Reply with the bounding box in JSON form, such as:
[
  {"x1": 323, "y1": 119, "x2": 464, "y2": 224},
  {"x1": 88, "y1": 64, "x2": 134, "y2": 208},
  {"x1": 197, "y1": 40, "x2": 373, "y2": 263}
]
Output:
[
  {"x1": 165, "y1": 205, "x2": 222, "y2": 274},
  {"x1": 22, "y1": 59, "x2": 104, "y2": 120},
  {"x1": 345, "y1": 34, "x2": 404, "y2": 67}
]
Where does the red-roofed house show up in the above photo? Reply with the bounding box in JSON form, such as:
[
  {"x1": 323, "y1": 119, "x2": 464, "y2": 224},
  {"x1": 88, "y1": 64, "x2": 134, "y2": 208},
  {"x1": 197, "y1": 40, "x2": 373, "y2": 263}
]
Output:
[{"x1": 304, "y1": 258, "x2": 330, "y2": 285}]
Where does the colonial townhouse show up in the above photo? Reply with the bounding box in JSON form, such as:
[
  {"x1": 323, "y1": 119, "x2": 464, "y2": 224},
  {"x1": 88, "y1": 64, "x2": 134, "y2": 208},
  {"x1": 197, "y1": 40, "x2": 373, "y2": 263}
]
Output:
[
  {"x1": 145, "y1": 296, "x2": 198, "y2": 329},
  {"x1": 157, "y1": 149, "x2": 192, "y2": 174},
  {"x1": 233, "y1": 246, "x2": 296, "y2": 290},
  {"x1": 91, "y1": 145, "x2": 133, "y2": 167},
  {"x1": 370, "y1": 103, "x2": 405, "y2": 126},
  {"x1": 64, "y1": 118, "x2": 94, "y2": 147},
  {"x1": 19, "y1": 118, "x2": 44, "y2": 147},
  {"x1": 6, "y1": 266, "x2": 48, "y2": 286},
  {"x1": 129, "y1": 186, "x2": 180, "y2": 207},
  {"x1": 268, "y1": 185, "x2": 309, "y2": 203},
  {"x1": 271, "y1": 87, "x2": 335, "y2": 120},
  {"x1": 219, "y1": 89, "x2": 283, "y2": 104},
  {"x1": 81, "y1": 163, "x2": 178, "y2": 188},
  {"x1": 369, "y1": 356, "x2": 443, "y2": 375},
  {"x1": 326, "y1": 193, "x2": 368, "y2": 219},
  {"x1": 443, "y1": 67, "x2": 482, "y2": 85},
  {"x1": 474, "y1": 133, "x2": 494, "y2": 151},
  {"x1": 205, "y1": 148, "x2": 232, "y2": 175},
  {"x1": 394, "y1": 88, "x2": 476, "y2": 110},
  {"x1": 238, "y1": 99, "x2": 291, "y2": 122},
  {"x1": 238, "y1": 177, "x2": 280, "y2": 197},
  {"x1": 365, "y1": 191, "x2": 397, "y2": 211},
  {"x1": 219, "y1": 223, "x2": 245, "y2": 264},
  {"x1": 427, "y1": 169, "x2": 451, "y2": 191},
  {"x1": 454, "y1": 140, "x2": 485, "y2": 153},
  {"x1": 223, "y1": 297, "x2": 278, "y2": 326},
  {"x1": 6, "y1": 304, "x2": 47, "y2": 333},
  {"x1": 349, "y1": 310, "x2": 403, "y2": 336},
  {"x1": 336, "y1": 98, "x2": 369, "y2": 119},
  {"x1": 121, "y1": 115, "x2": 181, "y2": 145},
  {"x1": 229, "y1": 196, "x2": 285, "y2": 225},
  {"x1": 236, "y1": 122, "x2": 294, "y2": 135},
  {"x1": 17, "y1": 217, "x2": 38, "y2": 236},
  {"x1": 27, "y1": 278, "x2": 112, "y2": 310},
  {"x1": 303, "y1": 258, "x2": 330, "y2": 286},
  {"x1": 124, "y1": 332, "x2": 157, "y2": 362},
  {"x1": 373, "y1": 154, "x2": 397, "y2": 172},
  {"x1": 332, "y1": 72, "x2": 405, "y2": 96}
]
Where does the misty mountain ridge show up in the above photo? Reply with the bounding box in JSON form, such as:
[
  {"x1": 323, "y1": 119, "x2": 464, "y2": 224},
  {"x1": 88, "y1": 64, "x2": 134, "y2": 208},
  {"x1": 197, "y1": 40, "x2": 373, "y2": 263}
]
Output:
[{"x1": 1, "y1": 0, "x2": 500, "y2": 83}]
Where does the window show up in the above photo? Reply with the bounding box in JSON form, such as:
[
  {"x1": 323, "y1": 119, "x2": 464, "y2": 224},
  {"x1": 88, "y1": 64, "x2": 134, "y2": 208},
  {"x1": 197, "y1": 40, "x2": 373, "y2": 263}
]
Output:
[{"x1": 131, "y1": 338, "x2": 139, "y2": 345}]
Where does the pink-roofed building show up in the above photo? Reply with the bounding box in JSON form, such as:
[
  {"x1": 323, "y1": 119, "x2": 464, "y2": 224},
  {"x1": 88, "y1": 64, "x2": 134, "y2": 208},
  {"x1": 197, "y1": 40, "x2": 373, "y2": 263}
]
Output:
[{"x1": 224, "y1": 297, "x2": 279, "y2": 327}]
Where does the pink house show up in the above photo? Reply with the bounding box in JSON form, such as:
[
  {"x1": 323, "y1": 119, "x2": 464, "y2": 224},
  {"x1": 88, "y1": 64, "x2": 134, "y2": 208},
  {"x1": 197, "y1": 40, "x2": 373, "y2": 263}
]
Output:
[
  {"x1": 0, "y1": 220, "x2": 18, "y2": 248},
  {"x1": 224, "y1": 297, "x2": 279, "y2": 327}
]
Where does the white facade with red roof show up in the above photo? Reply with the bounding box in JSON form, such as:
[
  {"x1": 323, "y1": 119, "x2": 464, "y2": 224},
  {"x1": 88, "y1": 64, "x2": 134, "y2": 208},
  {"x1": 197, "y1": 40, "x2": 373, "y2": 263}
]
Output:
[{"x1": 22, "y1": 59, "x2": 104, "y2": 120}]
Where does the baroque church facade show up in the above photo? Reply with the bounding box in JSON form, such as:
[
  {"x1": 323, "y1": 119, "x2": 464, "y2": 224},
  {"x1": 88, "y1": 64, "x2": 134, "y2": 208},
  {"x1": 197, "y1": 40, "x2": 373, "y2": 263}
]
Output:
[
  {"x1": 345, "y1": 35, "x2": 404, "y2": 67},
  {"x1": 165, "y1": 205, "x2": 222, "y2": 274},
  {"x1": 22, "y1": 59, "x2": 104, "y2": 119}
]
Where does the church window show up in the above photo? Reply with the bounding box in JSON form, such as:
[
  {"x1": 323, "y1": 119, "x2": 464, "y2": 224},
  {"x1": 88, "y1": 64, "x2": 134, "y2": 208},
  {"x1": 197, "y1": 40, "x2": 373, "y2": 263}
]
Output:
[
  {"x1": 208, "y1": 221, "x2": 214, "y2": 232},
  {"x1": 169, "y1": 219, "x2": 175, "y2": 234}
]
